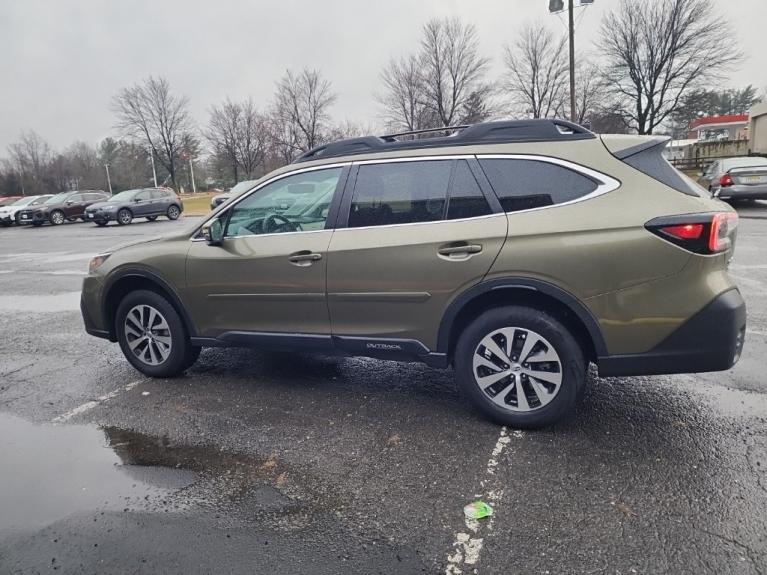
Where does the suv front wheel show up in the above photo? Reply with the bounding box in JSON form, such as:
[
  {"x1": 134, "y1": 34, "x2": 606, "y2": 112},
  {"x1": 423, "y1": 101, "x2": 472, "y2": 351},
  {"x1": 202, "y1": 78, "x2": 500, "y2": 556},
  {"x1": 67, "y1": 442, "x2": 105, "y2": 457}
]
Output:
[
  {"x1": 116, "y1": 290, "x2": 200, "y2": 377},
  {"x1": 454, "y1": 306, "x2": 585, "y2": 429}
]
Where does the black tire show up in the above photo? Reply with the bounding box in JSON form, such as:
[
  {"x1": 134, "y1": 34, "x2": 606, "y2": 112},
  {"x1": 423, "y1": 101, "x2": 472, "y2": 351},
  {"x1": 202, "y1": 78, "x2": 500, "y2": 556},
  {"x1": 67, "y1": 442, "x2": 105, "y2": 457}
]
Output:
[
  {"x1": 146, "y1": 215, "x2": 159, "y2": 222},
  {"x1": 95, "y1": 221, "x2": 108, "y2": 227},
  {"x1": 166, "y1": 204, "x2": 181, "y2": 220},
  {"x1": 116, "y1": 208, "x2": 133, "y2": 226},
  {"x1": 1, "y1": 221, "x2": 10, "y2": 227},
  {"x1": 115, "y1": 289, "x2": 194, "y2": 377},
  {"x1": 32, "y1": 221, "x2": 43, "y2": 227},
  {"x1": 67, "y1": 217, "x2": 78, "y2": 222},
  {"x1": 49, "y1": 210, "x2": 65, "y2": 225},
  {"x1": 454, "y1": 305, "x2": 585, "y2": 429}
]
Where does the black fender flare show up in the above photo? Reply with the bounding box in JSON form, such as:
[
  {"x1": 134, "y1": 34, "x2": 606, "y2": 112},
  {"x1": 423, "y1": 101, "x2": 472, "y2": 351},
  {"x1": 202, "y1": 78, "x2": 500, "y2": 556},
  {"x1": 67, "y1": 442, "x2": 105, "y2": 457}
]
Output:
[
  {"x1": 102, "y1": 266, "x2": 197, "y2": 339},
  {"x1": 436, "y1": 277, "x2": 608, "y2": 356}
]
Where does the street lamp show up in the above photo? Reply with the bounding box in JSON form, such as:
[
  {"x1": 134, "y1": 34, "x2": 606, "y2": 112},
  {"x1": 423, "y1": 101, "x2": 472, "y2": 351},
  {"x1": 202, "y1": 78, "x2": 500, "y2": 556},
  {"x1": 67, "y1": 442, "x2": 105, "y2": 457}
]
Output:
[{"x1": 104, "y1": 163, "x2": 113, "y2": 195}]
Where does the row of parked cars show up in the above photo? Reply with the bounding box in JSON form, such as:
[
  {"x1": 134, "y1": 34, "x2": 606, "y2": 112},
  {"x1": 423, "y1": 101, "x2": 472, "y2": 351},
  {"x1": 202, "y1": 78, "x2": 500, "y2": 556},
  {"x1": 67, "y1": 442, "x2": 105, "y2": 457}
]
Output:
[{"x1": 0, "y1": 188, "x2": 184, "y2": 228}]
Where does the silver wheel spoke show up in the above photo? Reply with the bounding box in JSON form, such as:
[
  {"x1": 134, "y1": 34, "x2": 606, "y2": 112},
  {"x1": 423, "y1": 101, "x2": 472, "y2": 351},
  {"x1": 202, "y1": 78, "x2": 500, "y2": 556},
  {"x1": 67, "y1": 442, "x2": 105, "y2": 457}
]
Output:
[
  {"x1": 525, "y1": 369, "x2": 562, "y2": 386},
  {"x1": 518, "y1": 331, "x2": 540, "y2": 363},
  {"x1": 128, "y1": 335, "x2": 147, "y2": 351},
  {"x1": 515, "y1": 378, "x2": 530, "y2": 411},
  {"x1": 153, "y1": 334, "x2": 171, "y2": 346},
  {"x1": 530, "y1": 379, "x2": 554, "y2": 407},
  {"x1": 477, "y1": 369, "x2": 511, "y2": 390},
  {"x1": 482, "y1": 337, "x2": 511, "y2": 365}
]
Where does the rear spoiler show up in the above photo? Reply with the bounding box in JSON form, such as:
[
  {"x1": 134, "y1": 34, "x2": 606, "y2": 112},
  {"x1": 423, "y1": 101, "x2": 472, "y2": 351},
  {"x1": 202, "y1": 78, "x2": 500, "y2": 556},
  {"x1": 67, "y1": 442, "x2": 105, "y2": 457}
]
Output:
[{"x1": 601, "y1": 135, "x2": 670, "y2": 159}]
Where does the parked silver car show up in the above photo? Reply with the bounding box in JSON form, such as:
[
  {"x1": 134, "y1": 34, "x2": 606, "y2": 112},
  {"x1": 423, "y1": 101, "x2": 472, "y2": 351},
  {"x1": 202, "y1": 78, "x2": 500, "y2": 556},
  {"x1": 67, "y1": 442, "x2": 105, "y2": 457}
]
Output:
[
  {"x1": 210, "y1": 180, "x2": 257, "y2": 210},
  {"x1": 698, "y1": 157, "x2": 767, "y2": 200}
]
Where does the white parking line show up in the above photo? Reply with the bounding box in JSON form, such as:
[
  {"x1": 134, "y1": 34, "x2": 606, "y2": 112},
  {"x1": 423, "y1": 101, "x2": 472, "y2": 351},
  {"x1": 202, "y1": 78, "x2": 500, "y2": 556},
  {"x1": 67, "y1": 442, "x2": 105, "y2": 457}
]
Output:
[
  {"x1": 52, "y1": 379, "x2": 145, "y2": 423},
  {"x1": 445, "y1": 426, "x2": 521, "y2": 574}
]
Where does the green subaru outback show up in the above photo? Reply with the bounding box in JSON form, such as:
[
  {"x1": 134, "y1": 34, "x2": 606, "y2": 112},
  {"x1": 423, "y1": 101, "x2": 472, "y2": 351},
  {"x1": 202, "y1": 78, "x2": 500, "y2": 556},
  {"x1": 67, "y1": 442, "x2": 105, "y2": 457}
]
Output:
[{"x1": 81, "y1": 120, "x2": 746, "y2": 428}]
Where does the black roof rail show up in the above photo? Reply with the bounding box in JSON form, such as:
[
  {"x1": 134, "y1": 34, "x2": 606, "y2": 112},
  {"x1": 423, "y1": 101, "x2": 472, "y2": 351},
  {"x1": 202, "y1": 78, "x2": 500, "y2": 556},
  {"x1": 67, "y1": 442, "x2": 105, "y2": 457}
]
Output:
[{"x1": 292, "y1": 119, "x2": 594, "y2": 164}]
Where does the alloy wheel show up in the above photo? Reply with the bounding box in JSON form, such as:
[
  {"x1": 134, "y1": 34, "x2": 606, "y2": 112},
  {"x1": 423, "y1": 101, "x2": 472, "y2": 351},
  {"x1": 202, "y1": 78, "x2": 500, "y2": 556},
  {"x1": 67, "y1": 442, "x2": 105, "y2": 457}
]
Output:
[
  {"x1": 167, "y1": 206, "x2": 180, "y2": 220},
  {"x1": 124, "y1": 304, "x2": 172, "y2": 366},
  {"x1": 50, "y1": 211, "x2": 64, "y2": 225},
  {"x1": 118, "y1": 209, "x2": 132, "y2": 225},
  {"x1": 472, "y1": 327, "x2": 563, "y2": 412}
]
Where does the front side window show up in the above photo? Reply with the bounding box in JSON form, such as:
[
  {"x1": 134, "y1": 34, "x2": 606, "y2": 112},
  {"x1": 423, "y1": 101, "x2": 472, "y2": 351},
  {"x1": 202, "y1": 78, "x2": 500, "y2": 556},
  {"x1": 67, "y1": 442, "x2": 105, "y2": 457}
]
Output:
[
  {"x1": 348, "y1": 160, "x2": 452, "y2": 228},
  {"x1": 225, "y1": 167, "x2": 342, "y2": 237},
  {"x1": 479, "y1": 158, "x2": 598, "y2": 213}
]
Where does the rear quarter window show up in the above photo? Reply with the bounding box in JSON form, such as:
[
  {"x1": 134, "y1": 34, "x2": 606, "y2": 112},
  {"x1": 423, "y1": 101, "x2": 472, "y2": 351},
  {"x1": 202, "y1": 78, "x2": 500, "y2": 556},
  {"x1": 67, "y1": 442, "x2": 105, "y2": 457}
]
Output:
[{"x1": 478, "y1": 158, "x2": 598, "y2": 212}]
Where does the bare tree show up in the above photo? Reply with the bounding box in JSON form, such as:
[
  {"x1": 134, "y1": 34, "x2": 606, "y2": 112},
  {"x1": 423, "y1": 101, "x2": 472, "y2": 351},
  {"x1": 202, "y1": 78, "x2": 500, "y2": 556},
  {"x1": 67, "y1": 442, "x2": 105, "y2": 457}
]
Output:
[
  {"x1": 420, "y1": 17, "x2": 491, "y2": 127},
  {"x1": 572, "y1": 61, "x2": 605, "y2": 125},
  {"x1": 598, "y1": 0, "x2": 742, "y2": 134},
  {"x1": 503, "y1": 23, "x2": 568, "y2": 119},
  {"x1": 206, "y1": 98, "x2": 241, "y2": 183},
  {"x1": 378, "y1": 55, "x2": 433, "y2": 132},
  {"x1": 273, "y1": 68, "x2": 337, "y2": 155},
  {"x1": 7, "y1": 130, "x2": 53, "y2": 195},
  {"x1": 236, "y1": 98, "x2": 268, "y2": 179},
  {"x1": 112, "y1": 76, "x2": 194, "y2": 189}
]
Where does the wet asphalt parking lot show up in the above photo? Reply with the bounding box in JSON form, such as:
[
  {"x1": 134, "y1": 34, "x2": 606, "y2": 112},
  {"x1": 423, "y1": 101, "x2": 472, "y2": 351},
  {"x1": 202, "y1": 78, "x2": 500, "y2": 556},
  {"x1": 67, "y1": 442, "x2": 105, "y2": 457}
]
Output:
[{"x1": 0, "y1": 207, "x2": 766, "y2": 575}]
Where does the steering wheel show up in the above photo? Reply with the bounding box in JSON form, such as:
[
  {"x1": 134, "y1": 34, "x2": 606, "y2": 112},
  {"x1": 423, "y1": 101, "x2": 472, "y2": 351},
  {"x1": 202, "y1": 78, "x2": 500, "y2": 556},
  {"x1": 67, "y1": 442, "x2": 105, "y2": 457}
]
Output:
[{"x1": 263, "y1": 213, "x2": 302, "y2": 233}]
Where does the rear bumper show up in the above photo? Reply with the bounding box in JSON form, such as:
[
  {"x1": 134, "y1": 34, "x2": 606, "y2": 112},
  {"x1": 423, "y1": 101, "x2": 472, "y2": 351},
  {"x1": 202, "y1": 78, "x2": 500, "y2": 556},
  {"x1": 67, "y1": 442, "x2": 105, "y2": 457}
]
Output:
[
  {"x1": 597, "y1": 289, "x2": 746, "y2": 377},
  {"x1": 717, "y1": 184, "x2": 767, "y2": 199}
]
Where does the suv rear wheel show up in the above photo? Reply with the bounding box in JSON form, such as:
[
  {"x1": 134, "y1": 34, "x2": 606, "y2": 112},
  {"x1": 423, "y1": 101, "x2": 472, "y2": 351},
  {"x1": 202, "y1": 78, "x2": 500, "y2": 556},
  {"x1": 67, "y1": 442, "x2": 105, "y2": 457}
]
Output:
[
  {"x1": 115, "y1": 290, "x2": 198, "y2": 377},
  {"x1": 166, "y1": 205, "x2": 180, "y2": 220},
  {"x1": 454, "y1": 306, "x2": 585, "y2": 429}
]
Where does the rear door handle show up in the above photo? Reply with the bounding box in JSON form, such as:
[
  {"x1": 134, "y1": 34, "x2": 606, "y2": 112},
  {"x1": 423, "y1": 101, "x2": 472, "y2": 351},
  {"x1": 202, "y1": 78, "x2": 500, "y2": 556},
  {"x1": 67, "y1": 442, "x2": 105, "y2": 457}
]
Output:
[
  {"x1": 289, "y1": 252, "x2": 322, "y2": 266},
  {"x1": 438, "y1": 244, "x2": 483, "y2": 257}
]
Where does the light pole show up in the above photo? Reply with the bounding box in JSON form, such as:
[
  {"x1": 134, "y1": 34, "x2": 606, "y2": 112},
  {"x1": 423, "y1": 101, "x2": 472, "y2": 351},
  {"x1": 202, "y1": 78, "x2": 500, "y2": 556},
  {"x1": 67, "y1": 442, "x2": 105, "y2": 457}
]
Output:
[
  {"x1": 189, "y1": 156, "x2": 196, "y2": 194},
  {"x1": 149, "y1": 148, "x2": 158, "y2": 188},
  {"x1": 105, "y1": 163, "x2": 113, "y2": 195},
  {"x1": 549, "y1": 0, "x2": 593, "y2": 124}
]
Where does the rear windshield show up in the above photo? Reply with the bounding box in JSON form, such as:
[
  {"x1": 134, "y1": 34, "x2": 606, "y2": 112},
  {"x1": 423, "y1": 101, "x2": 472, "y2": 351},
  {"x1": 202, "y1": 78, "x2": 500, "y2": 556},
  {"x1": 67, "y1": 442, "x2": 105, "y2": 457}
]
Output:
[{"x1": 619, "y1": 144, "x2": 703, "y2": 197}]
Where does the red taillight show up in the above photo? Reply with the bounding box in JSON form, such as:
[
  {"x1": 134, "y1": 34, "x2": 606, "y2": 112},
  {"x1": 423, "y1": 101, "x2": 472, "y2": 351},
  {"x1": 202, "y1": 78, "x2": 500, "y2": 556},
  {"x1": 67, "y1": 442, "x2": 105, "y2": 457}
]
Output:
[
  {"x1": 646, "y1": 212, "x2": 738, "y2": 255},
  {"x1": 661, "y1": 223, "x2": 704, "y2": 240},
  {"x1": 709, "y1": 212, "x2": 738, "y2": 253},
  {"x1": 719, "y1": 173, "x2": 733, "y2": 187}
]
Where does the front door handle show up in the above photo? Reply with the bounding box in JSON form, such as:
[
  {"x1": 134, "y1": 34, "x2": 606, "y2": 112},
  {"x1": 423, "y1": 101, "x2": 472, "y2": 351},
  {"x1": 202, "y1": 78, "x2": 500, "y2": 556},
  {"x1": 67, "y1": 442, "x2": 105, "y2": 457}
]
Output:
[
  {"x1": 288, "y1": 251, "x2": 322, "y2": 266},
  {"x1": 438, "y1": 244, "x2": 483, "y2": 257}
]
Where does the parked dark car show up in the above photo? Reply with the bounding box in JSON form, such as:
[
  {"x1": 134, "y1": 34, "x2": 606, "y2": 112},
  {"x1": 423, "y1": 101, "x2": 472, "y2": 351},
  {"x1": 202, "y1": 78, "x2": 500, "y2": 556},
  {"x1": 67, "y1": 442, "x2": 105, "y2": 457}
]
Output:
[
  {"x1": 18, "y1": 190, "x2": 109, "y2": 226},
  {"x1": 85, "y1": 188, "x2": 183, "y2": 226}
]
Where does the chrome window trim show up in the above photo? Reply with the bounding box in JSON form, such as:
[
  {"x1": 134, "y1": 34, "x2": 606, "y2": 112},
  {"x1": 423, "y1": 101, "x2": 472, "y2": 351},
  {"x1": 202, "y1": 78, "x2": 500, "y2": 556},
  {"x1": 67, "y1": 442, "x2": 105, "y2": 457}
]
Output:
[
  {"x1": 476, "y1": 154, "x2": 621, "y2": 215},
  {"x1": 190, "y1": 153, "x2": 621, "y2": 240}
]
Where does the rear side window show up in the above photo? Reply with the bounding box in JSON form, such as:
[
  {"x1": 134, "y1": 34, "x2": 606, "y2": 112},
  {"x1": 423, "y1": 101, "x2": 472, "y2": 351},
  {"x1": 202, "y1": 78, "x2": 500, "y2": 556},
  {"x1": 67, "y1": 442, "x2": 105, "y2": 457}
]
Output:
[
  {"x1": 446, "y1": 161, "x2": 491, "y2": 220},
  {"x1": 348, "y1": 160, "x2": 452, "y2": 227},
  {"x1": 620, "y1": 145, "x2": 702, "y2": 197},
  {"x1": 479, "y1": 159, "x2": 598, "y2": 212},
  {"x1": 151, "y1": 190, "x2": 169, "y2": 200}
]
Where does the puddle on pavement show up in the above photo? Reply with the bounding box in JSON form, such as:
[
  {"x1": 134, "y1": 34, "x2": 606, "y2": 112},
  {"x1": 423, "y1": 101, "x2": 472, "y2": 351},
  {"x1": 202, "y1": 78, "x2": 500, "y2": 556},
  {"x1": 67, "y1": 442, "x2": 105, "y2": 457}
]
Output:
[
  {"x1": 0, "y1": 414, "x2": 328, "y2": 537},
  {"x1": 0, "y1": 414, "x2": 197, "y2": 535},
  {"x1": 0, "y1": 292, "x2": 80, "y2": 313}
]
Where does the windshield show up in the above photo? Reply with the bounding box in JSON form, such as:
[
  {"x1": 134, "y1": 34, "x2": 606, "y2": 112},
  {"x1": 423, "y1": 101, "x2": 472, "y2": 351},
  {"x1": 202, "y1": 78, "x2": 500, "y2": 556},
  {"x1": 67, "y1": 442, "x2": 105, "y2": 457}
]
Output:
[
  {"x1": 44, "y1": 193, "x2": 69, "y2": 205},
  {"x1": 107, "y1": 190, "x2": 140, "y2": 202},
  {"x1": 10, "y1": 196, "x2": 37, "y2": 207}
]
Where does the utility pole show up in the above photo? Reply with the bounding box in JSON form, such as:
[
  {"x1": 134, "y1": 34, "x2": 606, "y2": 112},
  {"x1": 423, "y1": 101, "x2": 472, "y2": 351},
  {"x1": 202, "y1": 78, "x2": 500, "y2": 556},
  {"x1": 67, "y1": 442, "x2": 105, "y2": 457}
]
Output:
[
  {"x1": 149, "y1": 149, "x2": 158, "y2": 188},
  {"x1": 188, "y1": 156, "x2": 196, "y2": 194},
  {"x1": 568, "y1": 0, "x2": 576, "y2": 123},
  {"x1": 105, "y1": 163, "x2": 113, "y2": 195}
]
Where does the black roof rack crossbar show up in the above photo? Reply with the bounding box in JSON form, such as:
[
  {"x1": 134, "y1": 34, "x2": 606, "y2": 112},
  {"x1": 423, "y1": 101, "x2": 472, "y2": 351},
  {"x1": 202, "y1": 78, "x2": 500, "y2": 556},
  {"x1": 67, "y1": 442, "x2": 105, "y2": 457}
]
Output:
[
  {"x1": 380, "y1": 125, "x2": 469, "y2": 141},
  {"x1": 293, "y1": 119, "x2": 595, "y2": 164}
]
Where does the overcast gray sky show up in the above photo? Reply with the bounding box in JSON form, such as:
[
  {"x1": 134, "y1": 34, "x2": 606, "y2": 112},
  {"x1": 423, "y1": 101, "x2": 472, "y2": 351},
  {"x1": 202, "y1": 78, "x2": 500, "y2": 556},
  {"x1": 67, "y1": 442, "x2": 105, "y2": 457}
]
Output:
[{"x1": 1, "y1": 0, "x2": 765, "y2": 152}]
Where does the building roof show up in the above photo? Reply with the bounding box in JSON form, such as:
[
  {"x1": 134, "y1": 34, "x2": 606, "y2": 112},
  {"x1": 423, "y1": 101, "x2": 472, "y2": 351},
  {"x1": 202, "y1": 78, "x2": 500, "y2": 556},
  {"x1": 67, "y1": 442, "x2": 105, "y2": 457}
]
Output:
[{"x1": 689, "y1": 114, "x2": 749, "y2": 130}]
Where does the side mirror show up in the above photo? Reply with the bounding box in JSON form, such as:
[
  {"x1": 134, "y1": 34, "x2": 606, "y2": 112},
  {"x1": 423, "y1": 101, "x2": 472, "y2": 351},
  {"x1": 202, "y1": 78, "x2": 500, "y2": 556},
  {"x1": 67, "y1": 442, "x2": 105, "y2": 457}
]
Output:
[
  {"x1": 134, "y1": 198, "x2": 142, "y2": 203},
  {"x1": 65, "y1": 201, "x2": 73, "y2": 205},
  {"x1": 201, "y1": 218, "x2": 224, "y2": 246}
]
